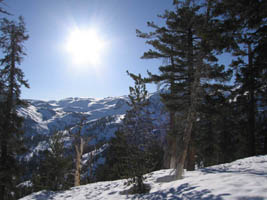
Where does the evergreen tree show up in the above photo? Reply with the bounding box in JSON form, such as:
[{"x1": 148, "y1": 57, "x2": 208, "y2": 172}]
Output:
[
  {"x1": 195, "y1": 87, "x2": 239, "y2": 167},
  {"x1": 97, "y1": 129, "x2": 131, "y2": 181},
  {"x1": 32, "y1": 131, "x2": 72, "y2": 192},
  {"x1": 124, "y1": 71, "x2": 153, "y2": 146},
  {"x1": 137, "y1": 0, "x2": 232, "y2": 179},
  {"x1": 218, "y1": 0, "x2": 267, "y2": 156},
  {"x1": 96, "y1": 129, "x2": 163, "y2": 184},
  {"x1": 0, "y1": 16, "x2": 29, "y2": 200},
  {"x1": 121, "y1": 71, "x2": 155, "y2": 193},
  {"x1": 95, "y1": 71, "x2": 160, "y2": 193},
  {"x1": 0, "y1": 1, "x2": 9, "y2": 16}
]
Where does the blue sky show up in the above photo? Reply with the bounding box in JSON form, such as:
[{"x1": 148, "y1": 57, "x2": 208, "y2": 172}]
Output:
[{"x1": 2, "y1": 0, "x2": 174, "y2": 100}]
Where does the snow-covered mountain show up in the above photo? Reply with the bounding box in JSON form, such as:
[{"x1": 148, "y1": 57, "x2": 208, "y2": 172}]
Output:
[
  {"x1": 19, "y1": 96, "x2": 130, "y2": 137},
  {"x1": 18, "y1": 92, "x2": 165, "y2": 159},
  {"x1": 19, "y1": 155, "x2": 267, "y2": 200}
]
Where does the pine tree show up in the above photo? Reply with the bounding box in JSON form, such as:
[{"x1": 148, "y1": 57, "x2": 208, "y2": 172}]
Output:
[
  {"x1": 0, "y1": 1, "x2": 10, "y2": 16},
  {"x1": 136, "y1": 12, "x2": 184, "y2": 169},
  {"x1": 218, "y1": 0, "x2": 267, "y2": 156},
  {"x1": 121, "y1": 71, "x2": 155, "y2": 193},
  {"x1": 32, "y1": 131, "x2": 72, "y2": 192},
  {"x1": 101, "y1": 71, "x2": 159, "y2": 193},
  {"x1": 0, "y1": 16, "x2": 29, "y2": 200},
  {"x1": 138, "y1": 0, "x2": 232, "y2": 179},
  {"x1": 97, "y1": 129, "x2": 131, "y2": 181},
  {"x1": 97, "y1": 128, "x2": 163, "y2": 184},
  {"x1": 195, "y1": 86, "x2": 240, "y2": 167}
]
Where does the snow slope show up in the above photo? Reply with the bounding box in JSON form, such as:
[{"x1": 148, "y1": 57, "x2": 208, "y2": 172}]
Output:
[
  {"x1": 19, "y1": 96, "x2": 130, "y2": 137},
  {"x1": 20, "y1": 155, "x2": 267, "y2": 200}
]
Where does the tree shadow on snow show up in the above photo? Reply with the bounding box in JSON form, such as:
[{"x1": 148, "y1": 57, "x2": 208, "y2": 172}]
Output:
[
  {"x1": 28, "y1": 190, "x2": 57, "y2": 200},
  {"x1": 131, "y1": 183, "x2": 230, "y2": 200},
  {"x1": 200, "y1": 156, "x2": 267, "y2": 177},
  {"x1": 200, "y1": 168, "x2": 267, "y2": 177},
  {"x1": 156, "y1": 174, "x2": 176, "y2": 182},
  {"x1": 237, "y1": 197, "x2": 265, "y2": 200}
]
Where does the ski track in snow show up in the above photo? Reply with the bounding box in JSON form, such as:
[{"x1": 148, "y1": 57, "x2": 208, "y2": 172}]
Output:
[{"x1": 20, "y1": 155, "x2": 267, "y2": 200}]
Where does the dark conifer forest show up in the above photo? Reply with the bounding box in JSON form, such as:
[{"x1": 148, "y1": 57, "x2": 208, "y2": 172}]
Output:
[{"x1": 0, "y1": 0, "x2": 266, "y2": 199}]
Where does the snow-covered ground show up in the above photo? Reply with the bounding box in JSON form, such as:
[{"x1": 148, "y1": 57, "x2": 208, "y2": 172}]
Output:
[{"x1": 20, "y1": 155, "x2": 267, "y2": 200}]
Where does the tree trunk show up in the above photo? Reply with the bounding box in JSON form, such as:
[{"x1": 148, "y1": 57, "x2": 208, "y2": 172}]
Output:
[
  {"x1": 88, "y1": 152, "x2": 93, "y2": 182},
  {"x1": 163, "y1": 53, "x2": 178, "y2": 169},
  {"x1": 175, "y1": 111, "x2": 195, "y2": 179},
  {"x1": 0, "y1": 118, "x2": 8, "y2": 200},
  {"x1": 163, "y1": 111, "x2": 177, "y2": 169},
  {"x1": 74, "y1": 138, "x2": 84, "y2": 187},
  {"x1": 248, "y1": 43, "x2": 256, "y2": 156},
  {"x1": 0, "y1": 140, "x2": 7, "y2": 200},
  {"x1": 264, "y1": 131, "x2": 267, "y2": 154},
  {"x1": 186, "y1": 139, "x2": 195, "y2": 171},
  {"x1": 163, "y1": 137, "x2": 171, "y2": 168},
  {"x1": 174, "y1": 26, "x2": 196, "y2": 179},
  {"x1": 137, "y1": 175, "x2": 145, "y2": 193},
  {"x1": 175, "y1": 30, "x2": 200, "y2": 179},
  {"x1": 169, "y1": 135, "x2": 177, "y2": 169}
]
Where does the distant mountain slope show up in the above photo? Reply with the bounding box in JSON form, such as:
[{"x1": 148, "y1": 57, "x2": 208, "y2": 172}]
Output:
[
  {"x1": 19, "y1": 155, "x2": 267, "y2": 200},
  {"x1": 18, "y1": 92, "x2": 165, "y2": 160},
  {"x1": 18, "y1": 96, "x2": 130, "y2": 137}
]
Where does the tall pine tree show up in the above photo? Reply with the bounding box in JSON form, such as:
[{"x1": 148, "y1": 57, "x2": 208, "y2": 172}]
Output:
[
  {"x1": 138, "y1": 0, "x2": 232, "y2": 179},
  {"x1": 0, "y1": 16, "x2": 29, "y2": 200}
]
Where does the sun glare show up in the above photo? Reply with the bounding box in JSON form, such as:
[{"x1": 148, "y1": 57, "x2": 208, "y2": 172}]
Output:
[{"x1": 66, "y1": 28, "x2": 105, "y2": 66}]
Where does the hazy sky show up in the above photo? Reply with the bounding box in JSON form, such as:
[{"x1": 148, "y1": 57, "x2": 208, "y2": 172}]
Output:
[{"x1": 2, "y1": 0, "x2": 174, "y2": 100}]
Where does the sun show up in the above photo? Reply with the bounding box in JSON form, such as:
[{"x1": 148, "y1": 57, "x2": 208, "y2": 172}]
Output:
[{"x1": 66, "y1": 28, "x2": 105, "y2": 66}]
